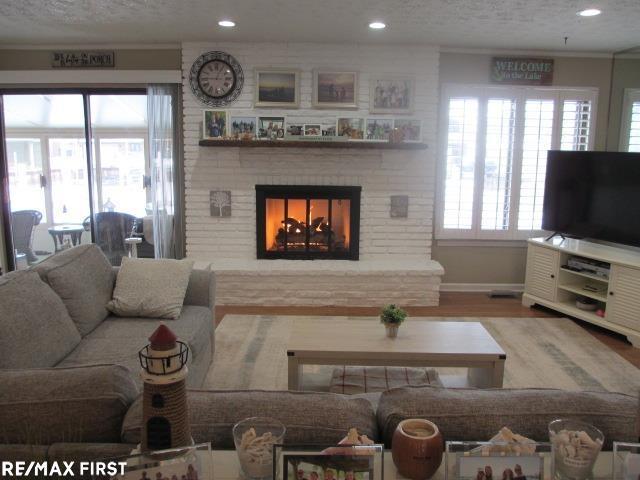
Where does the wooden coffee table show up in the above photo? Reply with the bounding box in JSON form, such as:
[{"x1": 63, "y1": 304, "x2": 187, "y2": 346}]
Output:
[{"x1": 286, "y1": 318, "x2": 506, "y2": 390}]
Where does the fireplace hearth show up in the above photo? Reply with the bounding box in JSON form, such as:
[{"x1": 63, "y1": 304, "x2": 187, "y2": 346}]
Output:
[{"x1": 256, "y1": 185, "x2": 361, "y2": 260}]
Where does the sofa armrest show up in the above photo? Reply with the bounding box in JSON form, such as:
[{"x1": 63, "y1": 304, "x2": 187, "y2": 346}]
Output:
[
  {"x1": 184, "y1": 267, "x2": 216, "y2": 310},
  {"x1": 0, "y1": 365, "x2": 139, "y2": 445}
]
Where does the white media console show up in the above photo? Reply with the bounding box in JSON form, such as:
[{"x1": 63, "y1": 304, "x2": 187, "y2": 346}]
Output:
[{"x1": 523, "y1": 237, "x2": 640, "y2": 348}]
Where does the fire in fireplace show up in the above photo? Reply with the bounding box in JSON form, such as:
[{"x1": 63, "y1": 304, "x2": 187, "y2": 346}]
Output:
[{"x1": 256, "y1": 185, "x2": 361, "y2": 260}]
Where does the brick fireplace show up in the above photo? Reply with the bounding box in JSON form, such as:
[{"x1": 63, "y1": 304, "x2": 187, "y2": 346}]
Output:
[{"x1": 182, "y1": 41, "x2": 444, "y2": 307}]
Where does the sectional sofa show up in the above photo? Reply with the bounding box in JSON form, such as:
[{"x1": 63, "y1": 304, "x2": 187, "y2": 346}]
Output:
[
  {"x1": 0, "y1": 244, "x2": 638, "y2": 468},
  {"x1": 0, "y1": 244, "x2": 215, "y2": 388}
]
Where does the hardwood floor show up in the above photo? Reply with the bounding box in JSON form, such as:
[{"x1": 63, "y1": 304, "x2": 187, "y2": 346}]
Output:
[{"x1": 215, "y1": 292, "x2": 640, "y2": 369}]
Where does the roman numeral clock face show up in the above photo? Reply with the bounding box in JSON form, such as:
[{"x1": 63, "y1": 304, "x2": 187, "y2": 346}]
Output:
[
  {"x1": 199, "y1": 60, "x2": 235, "y2": 98},
  {"x1": 189, "y1": 51, "x2": 244, "y2": 107}
]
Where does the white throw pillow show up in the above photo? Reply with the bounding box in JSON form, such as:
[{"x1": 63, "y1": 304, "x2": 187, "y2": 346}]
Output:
[{"x1": 107, "y1": 257, "x2": 194, "y2": 319}]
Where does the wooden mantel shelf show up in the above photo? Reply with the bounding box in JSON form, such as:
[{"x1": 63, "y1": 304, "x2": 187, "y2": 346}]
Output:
[{"x1": 198, "y1": 139, "x2": 428, "y2": 150}]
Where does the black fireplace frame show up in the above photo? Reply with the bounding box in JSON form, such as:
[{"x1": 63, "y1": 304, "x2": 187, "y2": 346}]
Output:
[{"x1": 256, "y1": 185, "x2": 361, "y2": 260}]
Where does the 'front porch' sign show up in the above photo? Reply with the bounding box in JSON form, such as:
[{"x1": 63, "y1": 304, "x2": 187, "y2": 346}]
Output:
[{"x1": 51, "y1": 51, "x2": 115, "y2": 68}]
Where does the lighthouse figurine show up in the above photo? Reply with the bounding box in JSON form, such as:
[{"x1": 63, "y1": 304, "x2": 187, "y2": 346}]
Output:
[{"x1": 138, "y1": 323, "x2": 192, "y2": 451}]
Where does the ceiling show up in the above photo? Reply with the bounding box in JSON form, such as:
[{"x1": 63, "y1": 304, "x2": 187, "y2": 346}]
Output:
[{"x1": 0, "y1": 0, "x2": 638, "y2": 52}]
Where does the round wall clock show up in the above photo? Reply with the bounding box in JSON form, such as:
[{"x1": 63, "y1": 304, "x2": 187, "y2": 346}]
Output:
[{"x1": 189, "y1": 51, "x2": 244, "y2": 107}]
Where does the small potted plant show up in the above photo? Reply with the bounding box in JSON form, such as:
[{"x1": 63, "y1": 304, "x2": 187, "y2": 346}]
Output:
[{"x1": 380, "y1": 304, "x2": 407, "y2": 338}]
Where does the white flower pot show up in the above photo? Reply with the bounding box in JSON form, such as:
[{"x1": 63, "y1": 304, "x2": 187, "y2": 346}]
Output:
[{"x1": 385, "y1": 324, "x2": 399, "y2": 338}]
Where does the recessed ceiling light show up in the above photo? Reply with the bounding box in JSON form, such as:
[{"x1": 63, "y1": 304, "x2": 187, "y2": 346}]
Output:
[
  {"x1": 369, "y1": 21, "x2": 386, "y2": 29},
  {"x1": 218, "y1": 20, "x2": 236, "y2": 27},
  {"x1": 577, "y1": 8, "x2": 601, "y2": 16}
]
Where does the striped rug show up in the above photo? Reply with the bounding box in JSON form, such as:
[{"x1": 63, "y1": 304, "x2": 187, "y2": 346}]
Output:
[{"x1": 204, "y1": 315, "x2": 640, "y2": 396}]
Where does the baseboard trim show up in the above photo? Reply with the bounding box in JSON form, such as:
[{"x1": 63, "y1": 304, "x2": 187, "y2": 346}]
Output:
[{"x1": 441, "y1": 282, "x2": 525, "y2": 293}]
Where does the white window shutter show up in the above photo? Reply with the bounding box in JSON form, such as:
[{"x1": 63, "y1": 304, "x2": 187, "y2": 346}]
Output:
[
  {"x1": 481, "y1": 98, "x2": 516, "y2": 231},
  {"x1": 517, "y1": 99, "x2": 554, "y2": 231},
  {"x1": 628, "y1": 101, "x2": 640, "y2": 152},
  {"x1": 442, "y1": 97, "x2": 478, "y2": 230},
  {"x1": 561, "y1": 100, "x2": 592, "y2": 151}
]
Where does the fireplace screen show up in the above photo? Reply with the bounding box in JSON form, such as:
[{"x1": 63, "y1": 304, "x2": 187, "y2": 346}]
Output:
[{"x1": 256, "y1": 185, "x2": 361, "y2": 259}]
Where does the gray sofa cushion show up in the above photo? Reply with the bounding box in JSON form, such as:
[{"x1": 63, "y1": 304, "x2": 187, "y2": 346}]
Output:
[
  {"x1": 122, "y1": 390, "x2": 378, "y2": 447},
  {"x1": 107, "y1": 257, "x2": 194, "y2": 319},
  {"x1": 377, "y1": 385, "x2": 638, "y2": 449},
  {"x1": 57, "y1": 305, "x2": 213, "y2": 388},
  {"x1": 0, "y1": 270, "x2": 81, "y2": 368},
  {"x1": 34, "y1": 244, "x2": 114, "y2": 336},
  {"x1": 0, "y1": 444, "x2": 49, "y2": 462},
  {"x1": 0, "y1": 365, "x2": 138, "y2": 445}
]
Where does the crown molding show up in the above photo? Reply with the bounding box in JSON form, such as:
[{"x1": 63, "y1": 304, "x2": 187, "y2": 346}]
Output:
[
  {"x1": 0, "y1": 43, "x2": 181, "y2": 50},
  {"x1": 0, "y1": 70, "x2": 182, "y2": 84},
  {"x1": 439, "y1": 46, "x2": 613, "y2": 58}
]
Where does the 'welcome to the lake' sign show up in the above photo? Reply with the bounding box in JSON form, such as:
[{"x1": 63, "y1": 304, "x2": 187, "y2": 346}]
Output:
[{"x1": 491, "y1": 57, "x2": 554, "y2": 85}]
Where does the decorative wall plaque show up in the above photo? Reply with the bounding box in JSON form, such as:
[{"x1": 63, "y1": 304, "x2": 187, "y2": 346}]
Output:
[
  {"x1": 210, "y1": 190, "x2": 231, "y2": 217},
  {"x1": 51, "y1": 51, "x2": 115, "y2": 68},
  {"x1": 491, "y1": 57, "x2": 554, "y2": 85},
  {"x1": 390, "y1": 195, "x2": 409, "y2": 217}
]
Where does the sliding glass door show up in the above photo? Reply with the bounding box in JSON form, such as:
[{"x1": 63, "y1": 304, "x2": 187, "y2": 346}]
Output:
[
  {"x1": 3, "y1": 94, "x2": 89, "y2": 266},
  {"x1": 88, "y1": 94, "x2": 152, "y2": 265},
  {"x1": 1, "y1": 90, "x2": 157, "y2": 269}
]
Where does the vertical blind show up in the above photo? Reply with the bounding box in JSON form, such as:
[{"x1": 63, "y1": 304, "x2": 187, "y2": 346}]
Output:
[{"x1": 438, "y1": 85, "x2": 597, "y2": 240}]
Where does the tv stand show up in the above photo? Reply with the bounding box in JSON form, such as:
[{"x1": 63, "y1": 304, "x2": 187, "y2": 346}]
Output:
[
  {"x1": 544, "y1": 232, "x2": 566, "y2": 242},
  {"x1": 523, "y1": 237, "x2": 640, "y2": 348}
]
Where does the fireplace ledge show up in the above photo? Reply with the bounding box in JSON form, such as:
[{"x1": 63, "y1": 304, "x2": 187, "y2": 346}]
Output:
[
  {"x1": 204, "y1": 257, "x2": 442, "y2": 273},
  {"x1": 193, "y1": 257, "x2": 444, "y2": 307}
]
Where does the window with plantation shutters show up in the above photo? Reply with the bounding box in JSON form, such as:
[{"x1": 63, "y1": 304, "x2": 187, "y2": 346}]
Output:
[
  {"x1": 438, "y1": 85, "x2": 597, "y2": 240},
  {"x1": 620, "y1": 89, "x2": 640, "y2": 152}
]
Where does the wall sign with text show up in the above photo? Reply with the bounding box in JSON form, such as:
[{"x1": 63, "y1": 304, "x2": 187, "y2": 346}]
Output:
[
  {"x1": 51, "y1": 51, "x2": 115, "y2": 68},
  {"x1": 491, "y1": 57, "x2": 554, "y2": 85}
]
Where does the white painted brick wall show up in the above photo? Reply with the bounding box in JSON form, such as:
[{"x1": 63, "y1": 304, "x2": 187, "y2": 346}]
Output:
[
  {"x1": 215, "y1": 271, "x2": 441, "y2": 307},
  {"x1": 182, "y1": 42, "x2": 440, "y2": 261}
]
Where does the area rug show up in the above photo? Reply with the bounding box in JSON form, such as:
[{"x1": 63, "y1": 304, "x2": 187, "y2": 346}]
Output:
[{"x1": 204, "y1": 315, "x2": 640, "y2": 396}]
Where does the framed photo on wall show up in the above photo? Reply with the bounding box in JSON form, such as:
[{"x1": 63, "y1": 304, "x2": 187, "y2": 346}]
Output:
[
  {"x1": 313, "y1": 70, "x2": 359, "y2": 109},
  {"x1": 202, "y1": 110, "x2": 228, "y2": 139},
  {"x1": 370, "y1": 77, "x2": 415, "y2": 113},
  {"x1": 393, "y1": 118, "x2": 422, "y2": 142},
  {"x1": 255, "y1": 68, "x2": 300, "y2": 108}
]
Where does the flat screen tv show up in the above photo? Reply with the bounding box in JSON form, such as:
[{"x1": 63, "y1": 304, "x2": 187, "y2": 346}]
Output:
[{"x1": 542, "y1": 150, "x2": 640, "y2": 247}]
